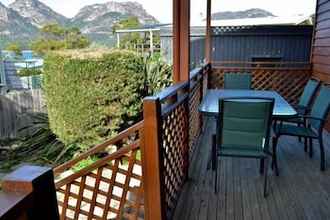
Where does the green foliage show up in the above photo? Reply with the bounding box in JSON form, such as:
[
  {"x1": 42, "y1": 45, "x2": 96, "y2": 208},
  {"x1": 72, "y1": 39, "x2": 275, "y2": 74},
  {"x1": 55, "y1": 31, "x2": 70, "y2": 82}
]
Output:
[
  {"x1": 18, "y1": 67, "x2": 43, "y2": 77},
  {"x1": 72, "y1": 156, "x2": 98, "y2": 172},
  {"x1": 0, "y1": 113, "x2": 76, "y2": 171},
  {"x1": 43, "y1": 50, "x2": 145, "y2": 148},
  {"x1": 113, "y1": 16, "x2": 144, "y2": 49},
  {"x1": 30, "y1": 23, "x2": 91, "y2": 55},
  {"x1": 5, "y1": 42, "x2": 22, "y2": 55},
  {"x1": 143, "y1": 54, "x2": 172, "y2": 96},
  {"x1": 112, "y1": 16, "x2": 141, "y2": 33}
]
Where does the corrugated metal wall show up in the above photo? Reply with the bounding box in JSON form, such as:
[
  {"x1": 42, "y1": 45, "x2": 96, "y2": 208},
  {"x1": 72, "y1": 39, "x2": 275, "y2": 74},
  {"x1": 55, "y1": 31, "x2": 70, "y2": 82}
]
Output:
[
  {"x1": 212, "y1": 26, "x2": 313, "y2": 62},
  {"x1": 160, "y1": 25, "x2": 313, "y2": 68}
]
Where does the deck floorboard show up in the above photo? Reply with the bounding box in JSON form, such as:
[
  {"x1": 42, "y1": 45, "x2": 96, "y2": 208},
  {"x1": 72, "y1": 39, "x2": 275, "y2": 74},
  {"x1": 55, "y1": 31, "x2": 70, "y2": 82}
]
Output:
[{"x1": 173, "y1": 120, "x2": 330, "y2": 220}]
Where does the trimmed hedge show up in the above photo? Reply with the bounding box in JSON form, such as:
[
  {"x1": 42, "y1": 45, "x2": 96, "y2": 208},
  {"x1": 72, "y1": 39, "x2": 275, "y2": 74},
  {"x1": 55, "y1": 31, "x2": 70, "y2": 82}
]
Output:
[{"x1": 43, "y1": 50, "x2": 145, "y2": 147}]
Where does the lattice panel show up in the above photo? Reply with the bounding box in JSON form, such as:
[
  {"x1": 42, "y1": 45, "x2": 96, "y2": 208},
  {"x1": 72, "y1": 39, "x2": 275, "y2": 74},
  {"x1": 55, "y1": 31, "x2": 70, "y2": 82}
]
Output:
[
  {"x1": 272, "y1": 70, "x2": 310, "y2": 105},
  {"x1": 56, "y1": 150, "x2": 143, "y2": 220},
  {"x1": 189, "y1": 80, "x2": 202, "y2": 156},
  {"x1": 161, "y1": 102, "x2": 189, "y2": 218},
  {"x1": 55, "y1": 123, "x2": 144, "y2": 220},
  {"x1": 209, "y1": 68, "x2": 311, "y2": 105}
]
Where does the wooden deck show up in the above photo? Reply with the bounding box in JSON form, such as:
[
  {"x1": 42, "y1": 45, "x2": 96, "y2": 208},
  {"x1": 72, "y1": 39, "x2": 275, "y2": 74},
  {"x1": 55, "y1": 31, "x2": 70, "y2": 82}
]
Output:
[{"x1": 173, "y1": 119, "x2": 330, "y2": 220}]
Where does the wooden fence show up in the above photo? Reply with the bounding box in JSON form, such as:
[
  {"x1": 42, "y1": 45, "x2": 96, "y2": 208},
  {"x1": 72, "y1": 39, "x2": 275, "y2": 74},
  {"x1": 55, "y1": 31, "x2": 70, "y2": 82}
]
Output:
[{"x1": 0, "y1": 89, "x2": 45, "y2": 139}]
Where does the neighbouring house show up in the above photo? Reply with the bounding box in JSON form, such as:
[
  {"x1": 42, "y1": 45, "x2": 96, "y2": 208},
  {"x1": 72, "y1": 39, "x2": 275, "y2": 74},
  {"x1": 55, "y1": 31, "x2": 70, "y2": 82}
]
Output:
[
  {"x1": 160, "y1": 15, "x2": 314, "y2": 68},
  {"x1": 0, "y1": 50, "x2": 43, "y2": 91}
]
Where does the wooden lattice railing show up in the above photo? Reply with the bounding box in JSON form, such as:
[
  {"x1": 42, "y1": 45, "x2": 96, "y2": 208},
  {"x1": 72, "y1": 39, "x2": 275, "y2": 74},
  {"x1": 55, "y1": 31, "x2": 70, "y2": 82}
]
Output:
[
  {"x1": 189, "y1": 65, "x2": 210, "y2": 155},
  {"x1": 143, "y1": 65, "x2": 209, "y2": 220},
  {"x1": 209, "y1": 62, "x2": 312, "y2": 105},
  {"x1": 53, "y1": 121, "x2": 144, "y2": 220}
]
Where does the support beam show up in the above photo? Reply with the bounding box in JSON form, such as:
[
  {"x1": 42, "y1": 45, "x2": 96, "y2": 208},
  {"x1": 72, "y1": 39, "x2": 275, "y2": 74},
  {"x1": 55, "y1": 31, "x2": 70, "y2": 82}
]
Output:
[
  {"x1": 149, "y1": 30, "x2": 154, "y2": 55},
  {"x1": 173, "y1": 0, "x2": 190, "y2": 83},
  {"x1": 142, "y1": 97, "x2": 166, "y2": 220},
  {"x1": 205, "y1": 0, "x2": 212, "y2": 64},
  {"x1": 117, "y1": 33, "x2": 120, "y2": 48}
]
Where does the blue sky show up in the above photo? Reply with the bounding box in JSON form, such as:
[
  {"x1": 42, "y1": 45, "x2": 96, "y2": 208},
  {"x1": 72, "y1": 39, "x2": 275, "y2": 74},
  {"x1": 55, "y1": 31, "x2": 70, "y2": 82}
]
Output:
[{"x1": 1, "y1": 0, "x2": 317, "y2": 23}]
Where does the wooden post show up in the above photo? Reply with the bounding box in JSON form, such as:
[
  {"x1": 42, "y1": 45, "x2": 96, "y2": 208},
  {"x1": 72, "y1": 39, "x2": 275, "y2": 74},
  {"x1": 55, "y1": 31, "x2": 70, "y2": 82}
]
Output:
[
  {"x1": 142, "y1": 97, "x2": 166, "y2": 220},
  {"x1": 0, "y1": 165, "x2": 60, "y2": 220},
  {"x1": 205, "y1": 0, "x2": 212, "y2": 64},
  {"x1": 173, "y1": 0, "x2": 191, "y2": 82}
]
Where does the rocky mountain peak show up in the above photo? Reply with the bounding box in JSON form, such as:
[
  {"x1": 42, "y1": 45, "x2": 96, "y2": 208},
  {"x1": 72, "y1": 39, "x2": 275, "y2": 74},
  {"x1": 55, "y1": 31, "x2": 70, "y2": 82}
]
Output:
[
  {"x1": 73, "y1": 1, "x2": 157, "y2": 25},
  {"x1": 9, "y1": 0, "x2": 68, "y2": 27},
  {"x1": 212, "y1": 8, "x2": 275, "y2": 20}
]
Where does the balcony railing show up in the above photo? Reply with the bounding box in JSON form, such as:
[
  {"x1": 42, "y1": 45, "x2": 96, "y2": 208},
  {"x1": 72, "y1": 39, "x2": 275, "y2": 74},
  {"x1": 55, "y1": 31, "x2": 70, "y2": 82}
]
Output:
[{"x1": 0, "y1": 62, "x2": 317, "y2": 220}]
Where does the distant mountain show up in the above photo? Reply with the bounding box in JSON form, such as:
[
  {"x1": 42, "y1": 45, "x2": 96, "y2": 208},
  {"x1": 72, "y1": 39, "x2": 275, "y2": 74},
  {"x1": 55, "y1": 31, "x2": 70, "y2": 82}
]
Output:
[
  {"x1": 0, "y1": 1, "x2": 38, "y2": 46},
  {"x1": 71, "y1": 1, "x2": 158, "y2": 34},
  {"x1": 212, "y1": 8, "x2": 275, "y2": 20},
  {"x1": 9, "y1": 0, "x2": 68, "y2": 27},
  {"x1": 1, "y1": 0, "x2": 158, "y2": 47}
]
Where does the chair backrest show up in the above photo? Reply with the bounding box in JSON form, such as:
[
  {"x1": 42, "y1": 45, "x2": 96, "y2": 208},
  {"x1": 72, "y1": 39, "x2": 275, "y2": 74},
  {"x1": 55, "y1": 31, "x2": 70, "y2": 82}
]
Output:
[
  {"x1": 218, "y1": 98, "x2": 274, "y2": 152},
  {"x1": 298, "y1": 79, "x2": 320, "y2": 108},
  {"x1": 224, "y1": 73, "x2": 252, "y2": 90},
  {"x1": 310, "y1": 85, "x2": 330, "y2": 131}
]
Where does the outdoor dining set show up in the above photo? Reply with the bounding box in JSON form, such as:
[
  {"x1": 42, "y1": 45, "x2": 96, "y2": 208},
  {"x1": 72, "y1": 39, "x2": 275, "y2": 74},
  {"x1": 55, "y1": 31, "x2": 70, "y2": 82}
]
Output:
[{"x1": 199, "y1": 73, "x2": 330, "y2": 197}]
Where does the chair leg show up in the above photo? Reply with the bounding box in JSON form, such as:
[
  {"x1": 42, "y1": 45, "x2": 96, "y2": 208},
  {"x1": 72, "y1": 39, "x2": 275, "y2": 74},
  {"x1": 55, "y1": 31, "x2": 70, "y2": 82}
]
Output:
[
  {"x1": 260, "y1": 158, "x2": 265, "y2": 175},
  {"x1": 304, "y1": 137, "x2": 308, "y2": 153},
  {"x1": 212, "y1": 135, "x2": 217, "y2": 171},
  {"x1": 319, "y1": 136, "x2": 325, "y2": 171},
  {"x1": 309, "y1": 138, "x2": 314, "y2": 158},
  {"x1": 298, "y1": 123, "x2": 302, "y2": 143},
  {"x1": 212, "y1": 135, "x2": 218, "y2": 193},
  {"x1": 272, "y1": 136, "x2": 280, "y2": 176},
  {"x1": 263, "y1": 157, "x2": 270, "y2": 198}
]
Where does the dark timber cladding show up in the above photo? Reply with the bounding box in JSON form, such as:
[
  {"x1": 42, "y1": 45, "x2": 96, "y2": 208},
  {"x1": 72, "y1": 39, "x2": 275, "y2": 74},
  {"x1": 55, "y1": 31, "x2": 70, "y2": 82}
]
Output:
[
  {"x1": 312, "y1": 0, "x2": 330, "y2": 130},
  {"x1": 313, "y1": 0, "x2": 330, "y2": 82}
]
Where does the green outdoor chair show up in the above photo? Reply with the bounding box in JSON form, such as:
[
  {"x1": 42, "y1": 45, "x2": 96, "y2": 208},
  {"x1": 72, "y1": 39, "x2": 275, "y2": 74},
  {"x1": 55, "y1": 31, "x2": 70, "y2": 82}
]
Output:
[
  {"x1": 212, "y1": 97, "x2": 274, "y2": 197},
  {"x1": 294, "y1": 78, "x2": 320, "y2": 115},
  {"x1": 273, "y1": 85, "x2": 330, "y2": 175},
  {"x1": 283, "y1": 78, "x2": 320, "y2": 151},
  {"x1": 224, "y1": 73, "x2": 252, "y2": 90}
]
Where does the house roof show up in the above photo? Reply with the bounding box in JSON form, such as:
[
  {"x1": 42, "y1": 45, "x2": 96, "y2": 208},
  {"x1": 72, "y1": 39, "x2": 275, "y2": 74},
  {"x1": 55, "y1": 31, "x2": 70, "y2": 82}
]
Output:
[{"x1": 193, "y1": 15, "x2": 313, "y2": 27}]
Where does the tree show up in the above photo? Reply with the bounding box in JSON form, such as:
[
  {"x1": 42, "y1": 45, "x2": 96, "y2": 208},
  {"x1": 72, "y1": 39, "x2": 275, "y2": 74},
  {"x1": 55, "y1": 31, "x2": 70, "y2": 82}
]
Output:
[
  {"x1": 30, "y1": 23, "x2": 91, "y2": 55},
  {"x1": 5, "y1": 42, "x2": 22, "y2": 56},
  {"x1": 113, "y1": 17, "x2": 144, "y2": 49}
]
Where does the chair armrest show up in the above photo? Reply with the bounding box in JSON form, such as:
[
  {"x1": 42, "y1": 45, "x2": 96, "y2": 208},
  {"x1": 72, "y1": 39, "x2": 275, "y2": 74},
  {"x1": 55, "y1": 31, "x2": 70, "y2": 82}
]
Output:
[
  {"x1": 302, "y1": 115, "x2": 326, "y2": 122},
  {"x1": 295, "y1": 105, "x2": 311, "y2": 115}
]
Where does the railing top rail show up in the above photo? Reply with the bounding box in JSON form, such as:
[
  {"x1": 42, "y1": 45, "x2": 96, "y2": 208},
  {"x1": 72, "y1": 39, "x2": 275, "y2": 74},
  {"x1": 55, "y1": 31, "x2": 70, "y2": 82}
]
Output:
[
  {"x1": 212, "y1": 61, "x2": 311, "y2": 65},
  {"x1": 155, "y1": 81, "x2": 189, "y2": 101},
  {"x1": 53, "y1": 120, "x2": 144, "y2": 175},
  {"x1": 190, "y1": 67, "x2": 203, "y2": 80}
]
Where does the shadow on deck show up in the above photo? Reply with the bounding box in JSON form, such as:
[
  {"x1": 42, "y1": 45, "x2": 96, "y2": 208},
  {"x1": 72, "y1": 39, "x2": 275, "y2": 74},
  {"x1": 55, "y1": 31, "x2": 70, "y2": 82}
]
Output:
[{"x1": 174, "y1": 119, "x2": 330, "y2": 220}]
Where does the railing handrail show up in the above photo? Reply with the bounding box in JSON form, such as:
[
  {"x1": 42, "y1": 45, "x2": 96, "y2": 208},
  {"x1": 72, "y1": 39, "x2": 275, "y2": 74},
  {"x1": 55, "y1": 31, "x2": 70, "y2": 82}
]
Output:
[
  {"x1": 53, "y1": 120, "x2": 144, "y2": 175},
  {"x1": 156, "y1": 81, "x2": 189, "y2": 101}
]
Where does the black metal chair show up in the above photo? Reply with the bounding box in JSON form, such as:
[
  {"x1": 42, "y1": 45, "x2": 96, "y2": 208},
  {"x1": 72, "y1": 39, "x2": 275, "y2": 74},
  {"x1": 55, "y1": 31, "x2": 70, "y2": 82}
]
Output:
[
  {"x1": 212, "y1": 97, "x2": 274, "y2": 197},
  {"x1": 272, "y1": 85, "x2": 330, "y2": 175},
  {"x1": 224, "y1": 73, "x2": 252, "y2": 90}
]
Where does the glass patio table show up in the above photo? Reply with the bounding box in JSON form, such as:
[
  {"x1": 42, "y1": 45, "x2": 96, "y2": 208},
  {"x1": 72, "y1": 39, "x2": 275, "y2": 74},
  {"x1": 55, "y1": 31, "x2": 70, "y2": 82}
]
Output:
[{"x1": 199, "y1": 89, "x2": 297, "y2": 118}]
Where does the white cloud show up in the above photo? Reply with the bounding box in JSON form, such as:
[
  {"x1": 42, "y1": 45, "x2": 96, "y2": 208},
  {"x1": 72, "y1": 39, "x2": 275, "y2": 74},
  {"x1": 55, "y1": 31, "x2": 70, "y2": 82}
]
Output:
[{"x1": 1, "y1": 0, "x2": 316, "y2": 23}]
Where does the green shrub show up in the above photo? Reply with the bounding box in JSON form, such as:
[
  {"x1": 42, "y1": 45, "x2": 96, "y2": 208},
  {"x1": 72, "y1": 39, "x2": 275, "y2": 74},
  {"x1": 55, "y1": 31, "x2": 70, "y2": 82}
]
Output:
[
  {"x1": 43, "y1": 49, "x2": 145, "y2": 148},
  {"x1": 18, "y1": 67, "x2": 43, "y2": 77}
]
